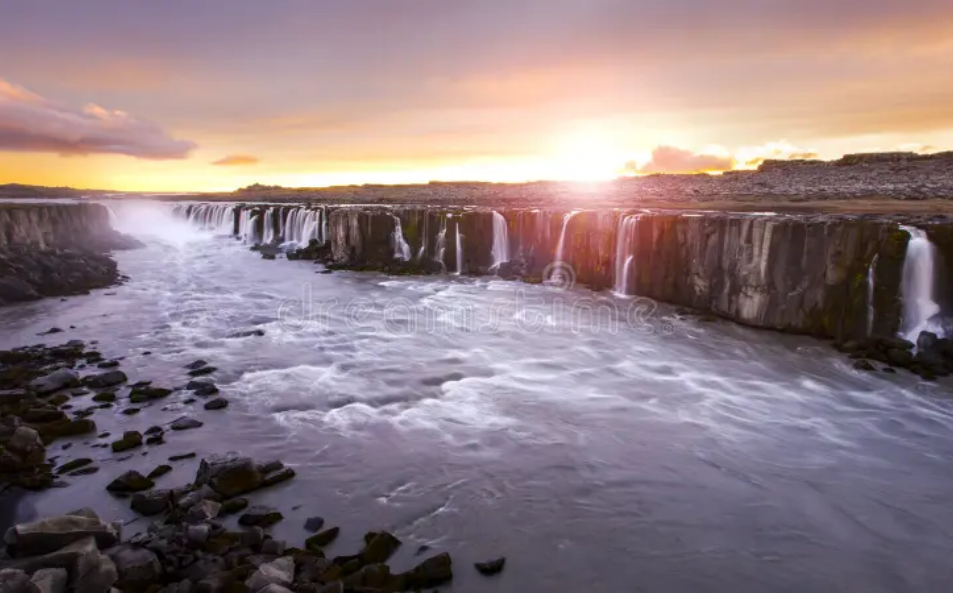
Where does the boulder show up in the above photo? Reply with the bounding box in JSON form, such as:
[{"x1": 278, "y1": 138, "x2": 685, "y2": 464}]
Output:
[
  {"x1": 147, "y1": 465, "x2": 172, "y2": 480},
  {"x1": 187, "y1": 367, "x2": 217, "y2": 378},
  {"x1": 106, "y1": 470, "x2": 154, "y2": 493},
  {"x1": 238, "y1": 507, "x2": 283, "y2": 528},
  {"x1": 303, "y1": 517, "x2": 325, "y2": 533},
  {"x1": 204, "y1": 398, "x2": 228, "y2": 410},
  {"x1": 34, "y1": 419, "x2": 96, "y2": 442},
  {"x1": 244, "y1": 556, "x2": 294, "y2": 591},
  {"x1": 360, "y1": 531, "x2": 401, "y2": 564},
  {"x1": 91, "y1": 392, "x2": 116, "y2": 403},
  {"x1": 852, "y1": 359, "x2": 875, "y2": 371},
  {"x1": 1, "y1": 537, "x2": 117, "y2": 592},
  {"x1": 194, "y1": 454, "x2": 263, "y2": 498},
  {"x1": 55, "y1": 458, "x2": 92, "y2": 474},
  {"x1": 170, "y1": 417, "x2": 203, "y2": 431},
  {"x1": 29, "y1": 369, "x2": 79, "y2": 395},
  {"x1": 81, "y1": 371, "x2": 127, "y2": 389},
  {"x1": 228, "y1": 329, "x2": 265, "y2": 339},
  {"x1": 130, "y1": 490, "x2": 171, "y2": 516},
  {"x1": 186, "y1": 500, "x2": 222, "y2": 524},
  {"x1": 184, "y1": 360, "x2": 208, "y2": 371},
  {"x1": 22, "y1": 408, "x2": 67, "y2": 423},
  {"x1": 0, "y1": 569, "x2": 30, "y2": 593},
  {"x1": 105, "y1": 544, "x2": 162, "y2": 590},
  {"x1": 4, "y1": 515, "x2": 119, "y2": 557},
  {"x1": 28, "y1": 567, "x2": 68, "y2": 593},
  {"x1": 305, "y1": 527, "x2": 339, "y2": 550},
  {"x1": 401, "y1": 553, "x2": 453, "y2": 589},
  {"x1": 257, "y1": 583, "x2": 292, "y2": 593},
  {"x1": 0, "y1": 426, "x2": 45, "y2": 469},
  {"x1": 474, "y1": 557, "x2": 506, "y2": 576},
  {"x1": 219, "y1": 498, "x2": 249, "y2": 516},
  {"x1": 129, "y1": 387, "x2": 173, "y2": 403},
  {"x1": 111, "y1": 431, "x2": 143, "y2": 453}
]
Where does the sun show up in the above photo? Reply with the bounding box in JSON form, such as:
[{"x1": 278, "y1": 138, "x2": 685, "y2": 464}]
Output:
[{"x1": 548, "y1": 126, "x2": 628, "y2": 182}]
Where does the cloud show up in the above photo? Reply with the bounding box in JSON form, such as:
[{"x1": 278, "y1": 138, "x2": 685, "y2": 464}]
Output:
[
  {"x1": 736, "y1": 141, "x2": 820, "y2": 168},
  {"x1": 0, "y1": 78, "x2": 195, "y2": 159},
  {"x1": 627, "y1": 146, "x2": 734, "y2": 174},
  {"x1": 212, "y1": 154, "x2": 259, "y2": 166}
]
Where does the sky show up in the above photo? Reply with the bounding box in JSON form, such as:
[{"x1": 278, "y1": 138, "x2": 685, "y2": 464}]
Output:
[{"x1": 1, "y1": 0, "x2": 952, "y2": 191}]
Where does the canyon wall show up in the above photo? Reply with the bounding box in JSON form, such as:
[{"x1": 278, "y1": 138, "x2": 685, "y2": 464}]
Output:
[
  {"x1": 177, "y1": 203, "x2": 953, "y2": 341},
  {"x1": 0, "y1": 204, "x2": 140, "y2": 306}
]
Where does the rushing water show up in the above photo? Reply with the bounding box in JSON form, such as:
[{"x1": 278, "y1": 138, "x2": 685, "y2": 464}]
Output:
[
  {"x1": 900, "y1": 226, "x2": 942, "y2": 342},
  {"x1": 3, "y1": 202, "x2": 953, "y2": 592},
  {"x1": 392, "y1": 215, "x2": 412, "y2": 261},
  {"x1": 613, "y1": 215, "x2": 638, "y2": 296},
  {"x1": 490, "y1": 211, "x2": 510, "y2": 271},
  {"x1": 868, "y1": 254, "x2": 879, "y2": 337}
]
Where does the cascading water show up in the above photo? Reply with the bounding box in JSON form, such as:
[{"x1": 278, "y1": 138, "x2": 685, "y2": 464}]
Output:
[
  {"x1": 455, "y1": 222, "x2": 463, "y2": 275},
  {"x1": 391, "y1": 215, "x2": 412, "y2": 261},
  {"x1": 867, "y1": 254, "x2": 878, "y2": 336},
  {"x1": 554, "y1": 210, "x2": 580, "y2": 263},
  {"x1": 435, "y1": 215, "x2": 449, "y2": 270},
  {"x1": 899, "y1": 226, "x2": 942, "y2": 342},
  {"x1": 613, "y1": 215, "x2": 638, "y2": 296},
  {"x1": 489, "y1": 211, "x2": 510, "y2": 271},
  {"x1": 262, "y1": 208, "x2": 276, "y2": 245}
]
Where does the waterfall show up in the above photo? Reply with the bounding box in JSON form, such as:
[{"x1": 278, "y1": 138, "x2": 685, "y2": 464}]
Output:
[
  {"x1": 238, "y1": 210, "x2": 260, "y2": 244},
  {"x1": 279, "y1": 207, "x2": 323, "y2": 248},
  {"x1": 262, "y1": 208, "x2": 275, "y2": 244},
  {"x1": 454, "y1": 222, "x2": 463, "y2": 275},
  {"x1": 867, "y1": 254, "x2": 878, "y2": 336},
  {"x1": 554, "y1": 210, "x2": 580, "y2": 263},
  {"x1": 489, "y1": 211, "x2": 510, "y2": 271},
  {"x1": 435, "y1": 216, "x2": 449, "y2": 270},
  {"x1": 613, "y1": 215, "x2": 638, "y2": 296},
  {"x1": 899, "y1": 226, "x2": 942, "y2": 342},
  {"x1": 391, "y1": 215, "x2": 411, "y2": 261}
]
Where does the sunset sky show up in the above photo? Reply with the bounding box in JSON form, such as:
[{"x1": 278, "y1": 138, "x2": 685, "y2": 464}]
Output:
[{"x1": 1, "y1": 0, "x2": 952, "y2": 191}]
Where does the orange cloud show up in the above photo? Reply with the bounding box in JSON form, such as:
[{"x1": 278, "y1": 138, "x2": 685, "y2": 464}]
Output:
[
  {"x1": 0, "y1": 78, "x2": 195, "y2": 159},
  {"x1": 212, "y1": 154, "x2": 260, "y2": 166},
  {"x1": 628, "y1": 146, "x2": 734, "y2": 174}
]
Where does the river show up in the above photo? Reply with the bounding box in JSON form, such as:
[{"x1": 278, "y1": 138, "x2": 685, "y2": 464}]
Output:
[{"x1": 2, "y1": 201, "x2": 953, "y2": 592}]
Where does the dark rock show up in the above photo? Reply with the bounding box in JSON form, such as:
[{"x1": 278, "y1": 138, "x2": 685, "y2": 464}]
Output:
[
  {"x1": 129, "y1": 386, "x2": 173, "y2": 403},
  {"x1": 244, "y1": 556, "x2": 294, "y2": 591},
  {"x1": 121, "y1": 407, "x2": 141, "y2": 416},
  {"x1": 193, "y1": 384, "x2": 219, "y2": 397},
  {"x1": 917, "y1": 331, "x2": 940, "y2": 353},
  {"x1": 106, "y1": 544, "x2": 163, "y2": 590},
  {"x1": 96, "y1": 360, "x2": 120, "y2": 369},
  {"x1": 238, "y1": 506, "x2": 283, "y2": 528},
  {"x1": 106, "y1": 470, "x2": 154, "y2": 493},
  {"x1": 0, "y1": 569, "x2": 31, "y2": 592},
  {"x1": 852, "y1": 359, "x2": 875, "y2": 371},
  {"x1": 4, "y1": 513, "x2": 120, "y2": 557},
  {"x1": 68, "y1": 467, "x2": 99, "y2": 477},
  {"x1": 39, "y1": 327, "x2": 63, "y2": 335},
  {"x1": 29, "y1": 369, "x2": 79, "y2": 395},
  {"x1": 187, "y1": 366, "x2": 217, "y2": 378},
  {"x1": 186, "y1": 500, "x2": 222, "y2": 523},
  {"x1": 145, "y1": 425, "x2": 164, "y2": 435},
  {"x1": 33, "y1": 418, "x2": 96, "y2": 441},
  {"x1": 70, "y1": 388, "x2": 89, "y2": 397},
  {"x1": 401, "y1": 553, "x2": 453, "y2": 589},
  {"x1": 360, "y1": 531, "x2": 401, "y2": 564},
  {"x1": 81, "y1": 370, "x2": 127, "y2": 389},
  {"x1": 474, "y1": 557, "x2": 506, "y2": 576},
  {"x1": 170, "y1": 452, "x2": 197, "y2": 462},
  {"x1": 0, "y1": 426, "x2": 45, "y2": 470},
  {"x1": 91, "y1": 391, "x2": 116, "y2": 403},
  {"x1": 882, "y1": 367, "x2": 898, "y2": 374},
  {"x1": 304, "y1": 517, "x2": 325, "y2": 533},
  {"x1": 28, "y1": 567, "x2": 68, "y2": 593},
  {"x1": 228, "y1": 329, "x2": 265, "y2": 339},
  {"x1": 204, "y1": 397, "x2": 228, "y2": 410},
  {"x1": 887, "y1": 348, "x2": 915, "y2": 367},
  {"x1": 147, "y1": 464, "x2": 172, "y2": 479},
  {"x1": 112, "y1": 431, "x2": 143, "y2": 452},
  {"x1": 261, "y1": 468, "x2": 296, "y2": 488},
  {"x1": 23, "y1": 407, "x2": 67, "y2": 423},
  {"x1": 55, "y1": 458, "x2": 92, "y2": 474},
  {"x1": 220, "y1": 498, "x2": 250, "y2": 516},
  {"x1": 194, "y1": 454, "x2": 263, "y2": 497},
  {"x1": 130, "y1": 490, "x2": 171, "y2": 516},
  {"x1": 170, "y1": 417, "x2": 203, "y2": 431},
  {"x1": 414, "y1": 544, "x2": 430, "y2": 556},
  {"x1": 185, "y1": 360, "x2": 208, "y2": 371},
  {"x1": 305, "y1": 527, "x2": 340, "y2": 550},
  {"x1": 145, "y1": 434, "x2": 165, "y2": 446}
]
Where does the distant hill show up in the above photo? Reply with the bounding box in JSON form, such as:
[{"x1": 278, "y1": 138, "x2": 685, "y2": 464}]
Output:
[{"x1": 0, "y1": 183, "x2": 102, "y2": 199}]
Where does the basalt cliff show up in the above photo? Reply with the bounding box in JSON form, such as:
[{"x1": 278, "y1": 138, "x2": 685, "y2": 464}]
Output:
[
  {"x1": 177, "y1": 203, "x2": 953, "y2": 347},
  {"x1": 0, "y1": 204, "x2": 141, "y2": 306}
]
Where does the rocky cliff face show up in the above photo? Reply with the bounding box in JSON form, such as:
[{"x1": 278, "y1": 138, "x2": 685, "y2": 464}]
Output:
[
  {"x1": 178, "y1": 203, "x2": 953, "y2": 341},
  {"x1": 0, "y1": 204, "x2": 140, "y2": 306}
]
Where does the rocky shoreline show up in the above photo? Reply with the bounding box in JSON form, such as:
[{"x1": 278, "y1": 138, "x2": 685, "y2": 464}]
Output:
[{"x1": 0, "y1": 341, "x2": 504, "y2": 592}]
